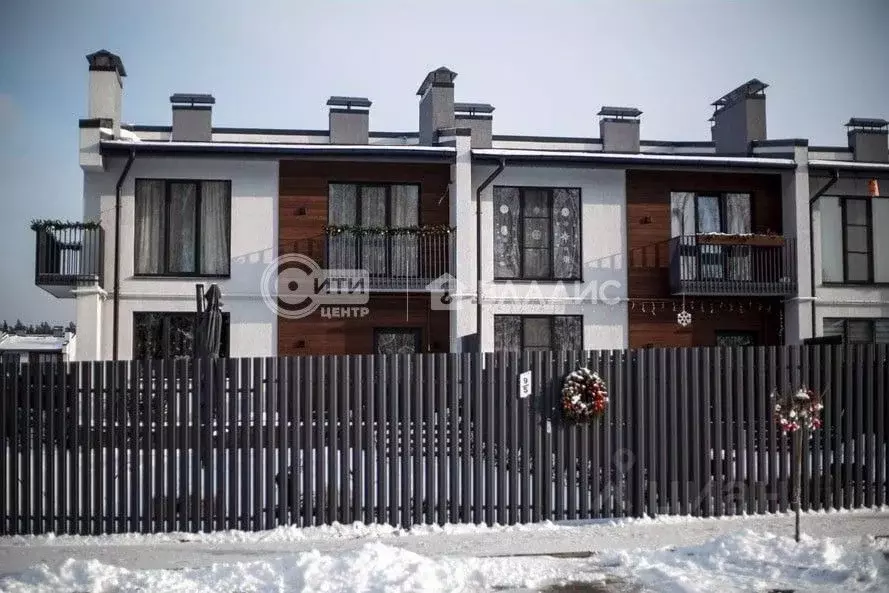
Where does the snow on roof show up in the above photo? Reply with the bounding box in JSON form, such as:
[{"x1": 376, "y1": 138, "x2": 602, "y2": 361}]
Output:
[
  {"x1": 809, "y1": 159, "x2": 889, "y2": 172},
  {"x1": 101, "y1": 139, "x2": 455, "y2": 158},
  {"x1": 0, "y1": 334, "x2": 72, "y2": 352},
  {"x1": 473, "y1": 148, "x2": 797, "y2": 169}
]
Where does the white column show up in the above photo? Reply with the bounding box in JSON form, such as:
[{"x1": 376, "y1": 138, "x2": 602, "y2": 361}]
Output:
[
  {"x1": 783, "y1": 146, "x2": 812, "y2": 343},
  {"x1": 73, "y1": 286, "x2": 107, "y2": 361},
  {"x1": 449, "y1": 134, "x2": 477, "y2": 352}
]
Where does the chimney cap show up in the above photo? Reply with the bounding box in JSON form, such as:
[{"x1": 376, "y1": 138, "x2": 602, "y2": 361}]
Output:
[
  {"x1": 326, "y1": 96, "x2": 372, "y2": 109},
  {"x1": 417, "y1": 66, "x2": 458, "y2": 96},
  {"x1": 846, "y1": 117, "x2": 888, "y2": 130},
  {"x1": 597, "y1": 106, "x2": 642, "y2": 119},
  {"x1": 455, "y1": 102, "x2": 495, "y2": 115},
  {"x1": 712, "y1": 78, "x2": 768, "y2": 109},
  {"x1": 86, "y1": 49, "x2": 126, "y2": 77},
  {"x1": 170, "y1": 93, "x2": 216, "y2": 106}
]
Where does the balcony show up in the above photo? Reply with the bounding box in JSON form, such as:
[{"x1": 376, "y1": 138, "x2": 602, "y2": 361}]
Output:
[
  {"x1": 34, "y1": 222, "x2": 104, "y2": 298},
  {"x1": 290, "y1": 226, "x2": 454, "y2": 291},
  {"x1": 669, "y1": 234, "x2": 797, "y2": 296}
]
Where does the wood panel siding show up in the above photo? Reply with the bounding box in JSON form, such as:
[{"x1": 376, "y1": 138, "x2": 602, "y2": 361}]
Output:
[
  {"x1": 626, "y1": 170, "x2": 785, "y2": 348},
  {"x1": 628, "y1": 297, "x2": 783, "y2": 348},
  {"x1": 277, "y1": 160, "x2": 452, "y2": 355},
  {"x1": 278, "y1": 294, "x2": 450, "y2": 356}
]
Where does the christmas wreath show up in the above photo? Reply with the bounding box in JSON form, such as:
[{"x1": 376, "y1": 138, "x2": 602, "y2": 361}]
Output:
[
  {"x1": 561, "y1": 368, "x2": 609, "y2": 421},
  {"x1": 773, "y1": 387, "x2": 823, "y2": 433}
]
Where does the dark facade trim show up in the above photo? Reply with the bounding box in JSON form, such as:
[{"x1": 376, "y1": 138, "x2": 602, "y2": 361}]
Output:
[
  {"x1": 750, "y1": 139, "x2": 809, "y2": 147},
  {"x1": 101, "y1": 140, "x2": 455, "y2": 161},
  {"x1": 79, "y1": 118, "x2": 113, "y2": 129},
  {"x1": 171, "y1": 105, "x2": 212, "y2": 112},
  {"x1": 473, "y1": 151, "x2": 796, "y2": 170}
]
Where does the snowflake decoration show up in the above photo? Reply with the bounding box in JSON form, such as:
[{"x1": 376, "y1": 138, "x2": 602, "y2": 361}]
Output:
[{"x1": 677, "y1": 309, "x2": 692, "y2": 327}]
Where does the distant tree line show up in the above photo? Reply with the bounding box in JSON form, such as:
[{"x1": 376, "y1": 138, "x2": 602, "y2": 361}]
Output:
[{"x1": 1, "y1": 320, "x2": 76, "y2": 335}]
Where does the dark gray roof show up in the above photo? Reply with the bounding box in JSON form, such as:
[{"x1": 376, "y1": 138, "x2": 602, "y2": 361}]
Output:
[
  {"x1": 597, "y1": 106, "x2": 642, "y2": 118},
  {"x1": 455, "y1": 102, "x2": 495, "y2": 114},
  {"x1": 170, "y1": 93, "x2": 216, "y2": 105},
  {"x1": 846, "y1": 118, "x2": 889, "y2": 129},
  {"x1": 326, "y1": 96, "x2": 372, "y2": 108},
  {"x1": 712, "y1": 78, "x2": 768, "y2": 108},
  {"x1": 417, "y1": 67, "x2": 457, "y2": 96},
  {"x1": 86, "y1": 50, "x2": 126, "y2": 77}
]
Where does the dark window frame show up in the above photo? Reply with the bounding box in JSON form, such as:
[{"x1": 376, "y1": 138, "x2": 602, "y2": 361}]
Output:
[
  {"x1": 493, "y1": 314, "x2": 584, "y2": 351},
  {"x1": 493, "y1": 186, "x2": 583, "y2": 281},
  {"x1": 132, "y1": 311, "x2": 231, "y2": 360},
  {"x1": 373, "y1": 327, "x2": 423, "y2": 354},
  {"x1": 839, "y1": 197, "x2": 874, "y2": 284},
  {"x1": 822, "y1": 317, "x2": 889, "y2": 344},
  {"x1": 134, "y1": 178, "x2": 233, "y2": 278},
  {"x1": 670, "y1": 191, "x2": 758, "y2": 236}
]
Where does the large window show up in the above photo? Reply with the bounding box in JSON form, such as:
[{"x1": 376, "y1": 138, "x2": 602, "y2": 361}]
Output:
[
  {"x1": 841, "y1": 198, "x2": 873, "y2": 283},
  {"x1": 493, "y1": 187, "x2": 581, "y2": 280},
  {"x1": 328, "y1": 183, "x2": 419, "y2": 276},
  {"x1": 135, "y1": 179, "x2": 231, "y2": 276},
  {"x1": 494, "y1": 315, "x2": 583, "y2": 351},
  {"x1": 133, "y1": 312, "x2": 230, "y2": 359},
  {"x1": 823, "y1": 318, "x2": 889, "y2": 344}
]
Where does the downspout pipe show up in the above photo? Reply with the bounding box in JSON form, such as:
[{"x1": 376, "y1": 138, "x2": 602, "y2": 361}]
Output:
[
  {"x1": 807, "y1": 168, "x2": 839, "y2": 340},
  {"x1": 475, "y1": 159, "x2": 506, "y2": 352},
  {"x1": 112, "y1": 149, "x2": 136, "y2": 361}
]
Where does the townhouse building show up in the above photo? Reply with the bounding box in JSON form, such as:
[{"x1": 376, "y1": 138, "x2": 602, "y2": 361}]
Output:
[{"x1": 32, "y1": 50, "x2": 889, "y2": 360}]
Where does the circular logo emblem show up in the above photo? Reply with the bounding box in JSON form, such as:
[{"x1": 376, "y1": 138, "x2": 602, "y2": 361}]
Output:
[{"x1": 260, "y1": 254, "x2": 324, "y2": 320}]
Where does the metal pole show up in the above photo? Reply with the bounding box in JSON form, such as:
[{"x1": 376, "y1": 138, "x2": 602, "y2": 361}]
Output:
[{"x1": 794, "y1": 426, "x2": 803, "y2": 542}]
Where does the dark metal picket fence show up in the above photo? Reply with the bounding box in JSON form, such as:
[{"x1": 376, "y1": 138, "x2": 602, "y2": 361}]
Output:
[{"x1": 1, "y1": 345, "x2": 886, "y2": 535}]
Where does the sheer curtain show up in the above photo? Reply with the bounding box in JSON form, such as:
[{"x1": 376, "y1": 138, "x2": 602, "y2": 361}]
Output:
[
  {"x1": 725, "y1": 193, "x2": 752, "y2": 281},
  {"x1": 328, "y1": 184, "x2": 357, "y2": 271},
  {"x1": 390, "y1": 185, "x2": 419, "y2": 277},
  {"x1": 200, "y1": 181, "x2": 231, "y2": 275},
  {"x1": 134, "y1": 180, "x2": 165, "y2": 274},
  {"x1": 361, "y1": 186, "x2": 387, "y2": 276},
  {"x1": 168, "y1": 182, "x2": 197, "y2": 273},
  {"x1": 493, "y1": 187, "x2": 521, "y2": 278},
  {"x1": 670, "y1": 192, "x2": 697, "y2": 281},
  {"x1": 552, "y1": 189, "x2": 580, "y2": 278}
]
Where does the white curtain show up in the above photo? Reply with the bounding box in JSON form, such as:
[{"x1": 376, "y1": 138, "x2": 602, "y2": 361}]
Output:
[
  {"x1": 328, "y1": 184, "x2": 358, "y2": 270},
  {"x1": 167, "y1": 183, "x2": 197, "y2": 273},
  {"x1": 361, "y1": 186, "x2": 387, "y2": 275},
  {"x1": 390, "y1": 185, "x2": 419, "y2": 277},
  {"x1": 200, "y1": 181, "x2": 230, "y2": 275},
  {"x1": 134, "y1": 180, "x2": 165, "y2": 274},
  {"x1": 725, "y1": 193, "x2": 752, "y2": 281}
]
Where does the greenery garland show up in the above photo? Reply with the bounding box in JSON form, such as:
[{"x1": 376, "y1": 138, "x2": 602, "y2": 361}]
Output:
[
  {"x1": 30, "y1": 219, "x2": 101, "y2": 231},
  {"x1": 324, "y1": 224, "x2": 455, "y2": 236},
  {"x1": 561, "y1": 368, "x2": 609, "y2": 422}
]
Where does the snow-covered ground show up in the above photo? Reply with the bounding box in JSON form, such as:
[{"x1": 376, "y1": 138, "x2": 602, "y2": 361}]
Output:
[{"x1": 1, "y1": 509, "x2": 888, "y2": 592}]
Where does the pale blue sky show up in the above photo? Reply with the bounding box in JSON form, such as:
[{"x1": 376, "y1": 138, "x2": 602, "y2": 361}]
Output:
[{"x1": 1, "y1": 0, "x2": 887, "y2": 324}]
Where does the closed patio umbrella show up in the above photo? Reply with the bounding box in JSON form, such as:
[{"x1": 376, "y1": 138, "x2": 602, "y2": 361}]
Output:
[{"x1": 195, "y1": 283, "x2": 224, "y2": 358}]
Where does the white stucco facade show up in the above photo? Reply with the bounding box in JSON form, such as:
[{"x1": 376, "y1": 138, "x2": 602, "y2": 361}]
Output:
[
  {"x1": 79, "y1": 156, "x2": 278, "y2": 360},
  {"x1": 470, "y1": 164, "x2": 629, "y2": 351}
]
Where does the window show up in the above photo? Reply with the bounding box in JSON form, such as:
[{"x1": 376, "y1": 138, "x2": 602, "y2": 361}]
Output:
[
  {"x1": 494, "y1": 315, "x2": 583, "y2": 351},
  {"x1": 328, "y1": 184, "x2": 419, "y2": 276},
  {"x1": 670, "y1": 192, "x2": 752, "y2": 236},
  {"x1": 135, "y1": 180, "x2": 231, "y2": 276},
  {"x1": 133, "y1": 312, "x2": 230, "y2": 359},
  {"x1": 493, "y1": 187, "x2": 581, "y2": 280},
  {"x1": 374, "y1": 328, "x2": 421, "y2": 354},
  {"x1": 715, "y1": 331, "x2": 757, "y2": 347},
  {"x1": 823, "y1": 318, "x2": 889, "y2": 344},
  {"x1": 841, "y1": 198, "x2": 873, "y2": 283}
]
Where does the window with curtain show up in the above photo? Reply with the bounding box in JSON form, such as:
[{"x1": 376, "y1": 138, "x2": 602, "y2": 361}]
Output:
[
  {"x1": 494, "y1": 315, "x2": 583, "y2": 351},
  {"x1": 327, "y1": 183, "x2": 419, "y2": 277},
  {"x1": 493, "y1": 187, "x2": 581, "y2": 280},
  {"x1": 133, "y1": 312, "x2": 230, "y2": 359},
  {"x1": 134, "y1": 179, "x2": 231, "y2": 276},
  {"x1": 374, "y1": 328, "x2": 421, "y2": 354},
  {"x1": 823, "y1": 318, "x2": 889, "y2": 344}
]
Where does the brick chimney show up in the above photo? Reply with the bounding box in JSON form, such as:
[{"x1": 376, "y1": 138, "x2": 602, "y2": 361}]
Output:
[
  {"x1": 598, "y1": 106, "x2": 642, "y2": 153},
  {"x1": 710, "y1": 79, "x2": 768, "y2": 155},
  {"x1": 170, "y1": 93, "x2": 215, "y2": 142},
  {"x1": 327, "y1": 96, "x2": 371, "y2": 144},
  {"x1": 455, "y1": 103, "x2": 494, "y2": 148},
  {"x1": 846, "y1": 118, "x2": 888, "y2": 162},
  {"x1": 417, "y1": 67, "x2": 457, "y2": 145}
]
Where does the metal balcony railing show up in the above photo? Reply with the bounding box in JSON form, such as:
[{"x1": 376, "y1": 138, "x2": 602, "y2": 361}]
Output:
[
  {"x1": 668, "y1": 235, "x2": 797, "y2": 296},
  {"x1": 290, "y1": 229, "x2": 454, "y2": 291},
  {"x1": 34, "y1": 223, "x2": 104, "y2": 298}
]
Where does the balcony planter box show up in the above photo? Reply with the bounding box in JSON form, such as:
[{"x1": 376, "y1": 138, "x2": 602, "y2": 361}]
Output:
[{"x1": 696, "y1": 233, "x2": 786, "y2": 247}]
